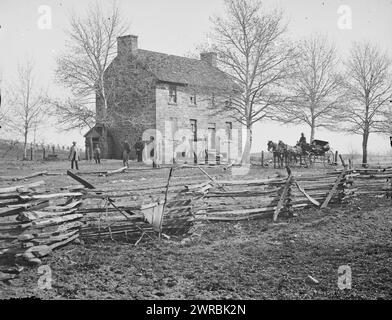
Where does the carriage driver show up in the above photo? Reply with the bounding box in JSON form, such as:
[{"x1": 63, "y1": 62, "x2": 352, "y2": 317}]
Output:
[{"x1": 299, "y1": 133, "x2": 307, "y2": 147}]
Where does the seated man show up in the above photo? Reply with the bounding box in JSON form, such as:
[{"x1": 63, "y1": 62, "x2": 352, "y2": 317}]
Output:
[{"x1": 299, "y1": 133, "x2": 307, "y2": 146}]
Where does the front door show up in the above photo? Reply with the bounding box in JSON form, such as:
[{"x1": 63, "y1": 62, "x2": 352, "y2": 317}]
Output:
[{"x1": 208, "y1": 123, "x2": 216, "y2": 150}]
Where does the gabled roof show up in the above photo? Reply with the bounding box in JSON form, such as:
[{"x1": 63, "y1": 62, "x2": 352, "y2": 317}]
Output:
[
  {"x1": 84, "y1": 125, "x2": 105, "y2": 138},
  {"x1": 134, "y1": 49, "x2": 239, "y2": 92}
]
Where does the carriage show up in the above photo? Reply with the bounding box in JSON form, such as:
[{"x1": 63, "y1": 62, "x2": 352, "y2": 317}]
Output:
[
  {"x1": 305, "y1": 139, "x2": 334, "y2": 165},
  {"x1": 267, "y1": 138, "x2": 335, "y2": 169}
]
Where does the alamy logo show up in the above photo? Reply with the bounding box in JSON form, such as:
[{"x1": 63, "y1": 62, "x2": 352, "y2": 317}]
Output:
[
  {"x1": 37, "y1": 265, "x2": 52, "y2": 290},
  {"x1": 337, "y1": 5, "x2": 352, "y2": 30},
  {"x1": 337, "y1": 265, "x2": 352, "y2": 290},
  {"x1": 37, "y1": 5, "x2": 52, "y2": 30}
]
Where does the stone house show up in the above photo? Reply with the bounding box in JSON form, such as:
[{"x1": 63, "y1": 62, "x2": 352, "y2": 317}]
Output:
[{"x1": 85, "y1": 34, "x2": 242, "y2": 164}]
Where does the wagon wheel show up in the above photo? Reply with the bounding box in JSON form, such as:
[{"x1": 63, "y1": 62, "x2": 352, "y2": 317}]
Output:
[
  {"x1": 323, "y1": 150, "x2": 334, "y2": 168},
  {"x1": 308, "y1": 152, "x2": 315, "y2": 168}
]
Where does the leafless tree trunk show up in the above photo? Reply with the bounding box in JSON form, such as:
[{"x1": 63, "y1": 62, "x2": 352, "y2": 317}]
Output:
[
  {"x1": 341, "y1": 41, "x2": 392, "y2": 167},
  {"x1": 273, "y1": 34, "x2": 344, "y2": 143},
  {"x1": 0, "y1": 71, "x2": 6, "y2": 124},
  {"x1": 7, "y1": 59, "x2": 45, "y2": 160},
  {"x1": 54, "y1": 1, "x2": 129, "y2": 130},
  {"x1": 209, "y1": 0, "x2": 295, "y2": 164}
]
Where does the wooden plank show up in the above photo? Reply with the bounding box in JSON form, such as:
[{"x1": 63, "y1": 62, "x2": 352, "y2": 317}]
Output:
[
  {"x1": 27, "y1": 229, "x2": 80, "y2": 245},
  {"x1": 44, "y1": 200, "x2": 83, "y2": 212},
  {"x1": 19, "y1": 192, "x2": 83, "y2": 201},
  {"x1": 21, "y1": 221, "x2": 84, "y2": 235},
  {"x1": 293, "y1": 179, "x2": 320, "y2": 206},
  {"x1": 0, "y1": 181, "x2": 45, "y2": 194},
  {"x1": 18, "y1": 208, "x2": 78, "y2": 222},
  {"x1": 205, "y1": 188, "x2": 280, "y2": 198},
  {"x1": 0, "y1": 193, "x2": 19, "y2": 200},
  {"x1": 101, "y1": 166, "x2": 127, "y2": 176},
  {"x1": 67, "y1": 170, "x2": 95, "y2": 189},
  {"x1": 0, "y1": 206, "x2": 23, "y2": 217},
  {"x1": 321, "y1": 169, "x2": 347, "y2": 209},
  {"x1": 50, "y1": 233, "x2": 79, "y2": 250},
  {"x1": 1, "y1": 200, "x2": 49, "y2": 217},
  {"x1": 12, "y1": 171, "x2": 48, "y2": 181},
  {"x1": 217, "y1": 178, "x2": 286, "y2": 186},
  {"x1": 21, "y1": 213, "x2": 83, "y2": 228}
]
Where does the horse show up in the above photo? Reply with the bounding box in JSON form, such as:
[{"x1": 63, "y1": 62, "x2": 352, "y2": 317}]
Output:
[
  {"x1": 294, "y1": 142, "x2": 310, "y2": 166},
  {"x1": 277, "y1": 141, "x2": 293, "y2": 166},
  {"x1": 267, "y1": 141, "x2": 284, "y2": 168},
  {"x1": 279, "y1": 141, "x2": 308, "y2": 167}
]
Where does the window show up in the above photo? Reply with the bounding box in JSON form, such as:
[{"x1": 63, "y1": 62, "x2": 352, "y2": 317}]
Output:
[
  {"x1": 190, "y1": 93, "x2": 197, "y2": 105},
  {"x1": 225, "y1": 122, "x2": 232, "y2": 140},
  {"x1": 169, "y1": 85, "x2": 177, "y2": 104},
  {"x1": 190, "y1": 119, "x2": 197, "y2": 142},
  {"x1": 170, "y1": 117, "x2": 178, "y2": 138},
  {"x1": 208, "y1": 123, "x2": 216, "y2": 149}
]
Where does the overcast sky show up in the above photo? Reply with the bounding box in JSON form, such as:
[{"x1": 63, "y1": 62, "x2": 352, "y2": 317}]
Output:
[{"x1": 0, "y1": 0, "x2": 392, "y2": 154}]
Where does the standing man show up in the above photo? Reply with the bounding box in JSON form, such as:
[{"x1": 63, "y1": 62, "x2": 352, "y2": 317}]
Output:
[
  {"x1": 148, "y1": 136, "x2": 160, "y2": 168},
  {"x1": 68, "y1": 141, "x2": 80, "y2": 170},
  {"x1": 122, "y1": 140, "x2": 131, "y2": 168},
  {"x1": 93, "y1": 144, "x2": 101, "y2": 164},
  {"x1": 134, "y1": 137, "x2": 144, "y2": 162}
]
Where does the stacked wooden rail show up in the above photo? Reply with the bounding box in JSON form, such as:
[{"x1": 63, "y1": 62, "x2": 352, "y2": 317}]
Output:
[
  {"x1": 197, "y1": 167, "x2": 353, "y2": 222},
  {"x1": 0, "y1": 181, "x2": 84, "y2": 265},
  {"x1": 3, "y1": 163, "x2": 390, "y2": 268},
  {"x1": 64, "y1": 170, "x2": 206, "y2": 242},
  {"x1": 341, "y1": 167, "x2": 392, "y2": 197}
]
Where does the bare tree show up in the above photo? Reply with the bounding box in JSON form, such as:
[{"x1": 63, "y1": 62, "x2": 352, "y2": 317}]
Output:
[
  {"x1": 208, "y1": 0, "x2": 295, "y2": 163},
  {"x1": 54, "y1": 1, "x2": 129, "y2": 129},
  {"x1": 46, "y1": 97, "x2": 95, "y2": 131},
  {"x1": 0, "y1": 71, "x2": 6, "y2": 124},
  {"x1": 7, "y1": 59, "x2": 46, "y2": 160},
  {"x1": 273, "y1": 34, "x2": 344, "y2": 142},
  {"x1": 373, "y1": 100, "x2": 392, "y2": 135},
  {"x1": 341, "y1": 41, "x2": 392, "y2": 166}
]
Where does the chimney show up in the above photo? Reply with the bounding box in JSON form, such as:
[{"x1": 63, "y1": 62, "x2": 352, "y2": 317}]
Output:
[
  {"x1": 117, "y1": 35, "x2": 138, "y2": 56},
  {"x1": 200, "y1": 52, "x2": 217, "y2": 67}
]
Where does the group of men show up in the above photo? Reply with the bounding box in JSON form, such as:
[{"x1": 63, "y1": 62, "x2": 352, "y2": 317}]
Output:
[
  {"x1": 121, "y1": 137, "x2": 151, "y2": 168},
  {"x1": 68, "y1": 137, "x2": 149, "y2": 171}
]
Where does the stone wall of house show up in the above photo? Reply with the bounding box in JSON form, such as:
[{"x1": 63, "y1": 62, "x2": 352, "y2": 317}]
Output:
[
  {"x1": 155, "y1": 83, "x2": 243, "y2": 164},
  {"x1": 95, "y1": 54, "x2": 243, "y2": 162},
  {"x1": 102, "y1": 56, "x2": 157, "y2": 159}
]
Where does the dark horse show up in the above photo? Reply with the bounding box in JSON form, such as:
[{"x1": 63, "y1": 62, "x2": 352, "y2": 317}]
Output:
[
  {"x1": 267, "y1": 141, "x2": 284, "y2": 168},
  {"x1": 278, "y1": 140, "x2": 309, "y2": 167}
]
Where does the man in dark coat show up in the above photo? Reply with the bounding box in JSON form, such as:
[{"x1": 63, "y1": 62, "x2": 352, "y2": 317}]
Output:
[
  {"x1": 299, "y1": 133, "x2": 307, "y2": 146},
  {"x1": 93, "y1": 144, "x2": 101, "y2": 164},
  {"x1": 122, "y1": 140, "x2": 131, "y2": 168},
  {"x1": 134, "y1": 137, "x2": 144, "y2": 162}
]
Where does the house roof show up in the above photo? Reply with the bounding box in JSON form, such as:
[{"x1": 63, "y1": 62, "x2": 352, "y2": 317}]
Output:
[
  {"x1": 84, "y1": 125, "x2": 104, "y2": 138},
  {"x1": 135, "y1": 49, "x2": 240, "y2": 92}
]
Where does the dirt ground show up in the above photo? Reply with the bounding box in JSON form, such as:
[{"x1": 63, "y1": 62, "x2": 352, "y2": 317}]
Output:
[{"x1": 0, "y1": 159, "x2": 391, "y2": 299}]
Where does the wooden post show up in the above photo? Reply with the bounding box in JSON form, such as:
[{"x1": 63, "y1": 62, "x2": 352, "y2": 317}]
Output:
[
  {"x1": 67, "y1": 170, "x2": 95, "y2": 189},
  {"x1": 273, "y1": 166, "x2": 293, "y2": 222},
  {"x1": 334, "y1": 151, "x2": 338, "y2": 164},
  {"x1": 261, "y1": 150, "x2": 264, "y2": 167},
  {"x1": 30, "y1": 142, "x2": 33, "y2": 161},
  {"x1": 43, "y1": 147, "x2": 46, "y2": 160},
  {"x1": 320, "y1": 168, "x2": 346, "y2": 209},
  {"x1": 339, "y1": 154, "x2": 346, "y2": 168},
  {"x1": 159, "y1": 166, "x2": 174, "y2": 240}
]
